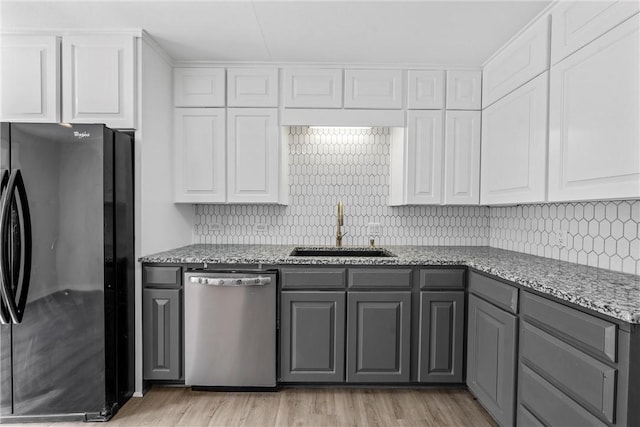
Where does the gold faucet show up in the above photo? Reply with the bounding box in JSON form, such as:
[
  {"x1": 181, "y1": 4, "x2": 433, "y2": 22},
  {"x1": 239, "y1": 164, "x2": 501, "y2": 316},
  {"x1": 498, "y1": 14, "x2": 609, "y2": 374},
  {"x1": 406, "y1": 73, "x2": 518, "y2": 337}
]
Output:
[{"x1": 336, "y1": 201, "x2": 344, "y2": 247}]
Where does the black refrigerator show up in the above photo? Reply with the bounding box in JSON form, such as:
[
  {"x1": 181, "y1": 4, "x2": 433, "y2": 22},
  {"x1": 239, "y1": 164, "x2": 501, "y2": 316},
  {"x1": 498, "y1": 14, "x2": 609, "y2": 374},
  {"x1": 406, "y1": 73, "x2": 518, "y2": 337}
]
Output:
[{"x1": 0, "y1": 123, "x2": 134, "y2": 422}]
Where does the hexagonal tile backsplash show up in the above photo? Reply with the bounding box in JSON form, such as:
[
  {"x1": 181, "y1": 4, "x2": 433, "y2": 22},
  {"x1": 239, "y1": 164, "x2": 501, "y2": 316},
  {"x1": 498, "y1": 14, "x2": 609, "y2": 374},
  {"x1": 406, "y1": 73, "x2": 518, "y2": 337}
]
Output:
[
  {"x1": 194, "y1": 127, "x2": 640, "y2": 275},
  {"x1": 491, "y1": 201, "x2": 639, "y2": 275},
  {"x1": 195, "y1": 127, "x2": 490, "y2": 247}
]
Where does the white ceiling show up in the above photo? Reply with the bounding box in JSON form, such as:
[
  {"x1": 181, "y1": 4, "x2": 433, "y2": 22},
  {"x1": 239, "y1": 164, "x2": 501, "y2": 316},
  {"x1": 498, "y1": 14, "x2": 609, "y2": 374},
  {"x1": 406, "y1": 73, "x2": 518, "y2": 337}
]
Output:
[{"x1": 0, "y1": 0, "x2": 552, "y2": 66}]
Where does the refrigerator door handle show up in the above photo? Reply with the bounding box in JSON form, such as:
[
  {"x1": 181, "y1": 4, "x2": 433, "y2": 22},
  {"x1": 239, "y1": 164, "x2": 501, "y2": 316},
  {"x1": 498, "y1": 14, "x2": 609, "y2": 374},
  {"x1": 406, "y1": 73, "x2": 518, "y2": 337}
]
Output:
[
  {"x1": 0, "y1": 169, "x2": 32, "y2": 324},
  {"x1": 12, "y1": 170, "x2": 32, "y2": 324},
  {"x1": 0, "y1": 169, "x2": 9, "y2": 325}
]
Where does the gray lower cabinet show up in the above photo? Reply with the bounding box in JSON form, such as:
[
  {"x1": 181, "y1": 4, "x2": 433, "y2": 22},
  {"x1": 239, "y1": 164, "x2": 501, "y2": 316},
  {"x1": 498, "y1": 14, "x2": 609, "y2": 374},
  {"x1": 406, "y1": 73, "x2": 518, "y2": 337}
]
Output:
[
  {"x1": 517, "y1": 291, "x2": 638, "y2": 426},
  {"x1": 418, "y1": 291, "x2": 464, "y2": 383},
  {"x1": 143, "y1": 287, "x2": 182, "y2": 380},
  {"x1": 280, "y1": 291, "x2": 346, "y2": 382},
  {"x1": 467, "y1": 293, "x2": 517, "y2": 427},
  {"x1": 346, "y1": 291, "x2": 411, "y2": 382}
]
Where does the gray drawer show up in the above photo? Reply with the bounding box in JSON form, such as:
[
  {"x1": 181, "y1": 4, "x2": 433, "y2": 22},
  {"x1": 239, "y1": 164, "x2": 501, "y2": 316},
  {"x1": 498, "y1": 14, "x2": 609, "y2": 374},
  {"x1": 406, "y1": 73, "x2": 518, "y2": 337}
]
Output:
[
  {"x1": 520, "y1": 321, "x2": 616, "y2": 423},
  {"x1": 521, "y1": 291, "x2": 617, "y2": 363},
  {"x1": 519, "y1": 364, "x2": 607, "y2": 427},
  {"x1": 517, "y1": 405, "x2": 545, "y2": 427},
  {"x1": 419, "y1": 269, "x2": 465, "y2": 290},
  {"x1": 348, "y1": 268, "x2": 412, "y2": 288},
  {"x1": 281, "y1": 268, "x2": 346, "y2": 289},
  {"x1": 143, "y1": 266, "x2": 182, "y2": 288},
  {"x1": 468, "y1": 271, "x2": 518, "y2": 313}
]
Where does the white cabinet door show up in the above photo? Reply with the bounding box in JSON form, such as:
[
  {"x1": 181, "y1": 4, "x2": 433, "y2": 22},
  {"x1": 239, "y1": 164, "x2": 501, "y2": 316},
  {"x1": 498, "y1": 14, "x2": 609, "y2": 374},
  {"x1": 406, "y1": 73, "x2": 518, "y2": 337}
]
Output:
[
  {"x1": 174, "y1": 68, "x2": 225, "y2": 107},
  {"x1": 227, "y1": 108, "x2": 280, "y2": 203},
  {"x1": 551, "y1": 1, "x2": 639, "y2": 64},
  {"x1": 549, "y1": 17, "x2": 639, "y2": 202},
  {"x1": 227, "y1": 68, "x2": 278, "y2": 107},
  {"x1": 344, "y1": 69, "x2": 403, "y2": 109},
  {"x1": 283, "y1": 68, "x2": 343, "y2": 108},
  {"x1": 407, "y1": 70, "x2": 445, "y2": 109},
  {"x1": 446, "y1": 70, "x2": 482, "y2": 110},
  {"x1": 0, "y1": 35, "x2": 60, "y2": 122},
  {"x1": 405, "y1": 110, "x2": 444, "y2": 204},
  {"x1": 62, "y1": 35, "x2": 135, "y2": 128},
  {"x1": 482, "y1": 17, "x2": 549, "y2": 108},
  {"x1": 174, "y1": 108, "x2": 226, "y2": 203},
  {"x1": 443, "y1": 111, "x2": 481, "y2": 205},
  {"x1": 481, "y1": 73, "x2": 548, "y2": 205}
]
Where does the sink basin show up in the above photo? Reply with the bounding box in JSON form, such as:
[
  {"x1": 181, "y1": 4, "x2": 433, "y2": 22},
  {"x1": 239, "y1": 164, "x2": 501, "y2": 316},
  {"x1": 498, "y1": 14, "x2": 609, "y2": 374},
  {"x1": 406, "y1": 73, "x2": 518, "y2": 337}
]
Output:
[{"x1": 289, "y1": 247, "x2": 396, "y2": 257}]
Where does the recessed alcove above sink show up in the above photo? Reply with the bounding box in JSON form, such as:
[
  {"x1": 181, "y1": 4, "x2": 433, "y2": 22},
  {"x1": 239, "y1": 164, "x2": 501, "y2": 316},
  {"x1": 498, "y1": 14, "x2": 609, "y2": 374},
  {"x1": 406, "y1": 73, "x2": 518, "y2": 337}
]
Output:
[{"x1": 289, "y1": 247, "x2": 396, "y2": 257}]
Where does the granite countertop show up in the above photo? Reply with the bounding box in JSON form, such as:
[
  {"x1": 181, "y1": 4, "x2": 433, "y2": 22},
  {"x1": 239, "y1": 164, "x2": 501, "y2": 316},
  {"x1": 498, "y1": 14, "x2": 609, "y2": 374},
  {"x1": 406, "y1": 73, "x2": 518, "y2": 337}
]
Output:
[{"x1": 140, "y1": 244, "x2": 640, "y2": 324}]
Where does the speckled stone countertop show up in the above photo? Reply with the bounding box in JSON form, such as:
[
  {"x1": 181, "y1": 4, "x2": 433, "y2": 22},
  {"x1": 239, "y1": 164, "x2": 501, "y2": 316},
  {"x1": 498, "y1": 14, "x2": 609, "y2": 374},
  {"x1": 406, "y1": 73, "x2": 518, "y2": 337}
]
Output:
[{"x1": 140, "y1": 244, "x2": 640, "y2": 324}]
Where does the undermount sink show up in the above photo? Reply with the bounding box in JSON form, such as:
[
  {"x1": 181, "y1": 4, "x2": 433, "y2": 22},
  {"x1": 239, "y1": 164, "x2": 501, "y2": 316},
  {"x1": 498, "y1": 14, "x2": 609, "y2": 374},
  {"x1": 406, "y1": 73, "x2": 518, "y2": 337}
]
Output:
[{"x1": 289, "y1": 247, "x2": 396, "y2": 257}]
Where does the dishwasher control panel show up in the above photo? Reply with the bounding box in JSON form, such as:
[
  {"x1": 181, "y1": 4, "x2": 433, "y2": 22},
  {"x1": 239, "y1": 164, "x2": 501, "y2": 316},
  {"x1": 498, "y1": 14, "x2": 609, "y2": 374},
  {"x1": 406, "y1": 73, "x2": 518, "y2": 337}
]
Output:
[{"x1": 188, "y1": 275, "x2": 272, "y2": 286}]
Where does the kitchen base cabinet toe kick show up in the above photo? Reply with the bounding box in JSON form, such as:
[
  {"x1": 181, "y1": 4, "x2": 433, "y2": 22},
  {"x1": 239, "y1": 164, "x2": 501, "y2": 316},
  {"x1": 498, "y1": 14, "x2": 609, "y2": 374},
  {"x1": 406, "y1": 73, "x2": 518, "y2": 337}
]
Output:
[{"x1": 141, "y1": 262, "x2": 639, "y2": 427}]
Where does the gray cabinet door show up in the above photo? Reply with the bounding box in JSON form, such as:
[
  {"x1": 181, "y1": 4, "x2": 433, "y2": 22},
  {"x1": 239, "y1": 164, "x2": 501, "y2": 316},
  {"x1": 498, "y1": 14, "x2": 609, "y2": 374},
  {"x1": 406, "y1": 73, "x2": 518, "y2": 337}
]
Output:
[
  {"x1": 280, "y1": 291, "x2": 345, "y2": 382},
  {"x1": 419, "y1": 291, "x2": 465, "y2": 383},
  {"x1": 467, "y1": 294, "x2": 517, "y2": 427},
  {"x1": 143, "y1": 288, "x2": 182, "y2": 380},
  {"x1": 346, "y1": 292, "x2": 411, "y2": 382}
]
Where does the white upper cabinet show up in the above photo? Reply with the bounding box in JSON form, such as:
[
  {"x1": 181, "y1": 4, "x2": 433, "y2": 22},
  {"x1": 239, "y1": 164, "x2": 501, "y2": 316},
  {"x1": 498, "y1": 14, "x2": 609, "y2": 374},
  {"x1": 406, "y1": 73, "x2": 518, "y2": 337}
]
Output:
[
  {"x1": 1, "y1": 33, "x2": 135, "y2": 128},
  {"x1": 445, "y1": 70, "x2": 482, "y2": 110},
  {"x1": 0, "y1": 35, "x2": 60, "y2": 122},
  {"x1": 443, "y1": 111, "x2": 481, "y2": 205},
  {"x1": 174, "y1": 108, "x2": 226, "y2": 203},
  {"x1": 407, "y1": 70, "x2": 445, "y2": 109},
  {"x1": 226, "y1": 108, "x2": 281, "y2": 203},
  {"x1": 283, "y1": 68, "x2": 343, "y2": 108},
  {"x1": 344, "y1": 69, "x2": 403, "y2": 109},
  {"x1": 551, "y1": 1, "x2": 640, "y2": 64},
  {"x1": 548, "y1": 17, "x2": 639, "y2": 202},
  {"x1": 62, "y1": 35, "x2": 135, "y2": 128},
  {"x1": 174, "y1": 67, "x2": 225, "y2": 107},
  {"x1": 482, "y1": 17, "x2": 550, "y2": 108},
  {"x1": 389, "y1": 111, "x2": 444, "y2": 205},
  {"x1": 481, "y1": 72, "x2": 548, "y2": 205},
  {"x1": 227, "y1": 68, "x2": 278, "y2": 107},
  {"x1": 406, "y1": 111, "x2": 443, "y2": 204}
]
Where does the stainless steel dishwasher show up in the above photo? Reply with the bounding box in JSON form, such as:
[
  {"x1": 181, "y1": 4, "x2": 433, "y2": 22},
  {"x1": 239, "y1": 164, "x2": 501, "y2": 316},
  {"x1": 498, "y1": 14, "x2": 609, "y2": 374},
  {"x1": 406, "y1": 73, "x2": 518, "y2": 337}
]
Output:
[{"x1": 184, "y1": 269, "x2": 277, "y2": 389}]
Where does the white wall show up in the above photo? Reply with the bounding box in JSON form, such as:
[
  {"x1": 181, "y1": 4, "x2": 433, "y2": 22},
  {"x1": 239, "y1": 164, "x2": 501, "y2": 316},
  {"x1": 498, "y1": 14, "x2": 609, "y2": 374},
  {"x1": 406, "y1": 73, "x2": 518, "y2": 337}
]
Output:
[{"x1": 135, "y1": 37, "x2": 193, "y2": 395}]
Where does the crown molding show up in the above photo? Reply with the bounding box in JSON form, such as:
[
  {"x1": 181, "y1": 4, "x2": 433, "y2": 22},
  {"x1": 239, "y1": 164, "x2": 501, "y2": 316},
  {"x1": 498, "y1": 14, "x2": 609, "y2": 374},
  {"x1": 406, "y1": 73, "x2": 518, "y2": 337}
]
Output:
[
  {"x1": 141, "y1": 30, "x2": 173, "y2": 66},
  {"x1": 481, "y1": 0, "x2": 558, "y2": 67}
]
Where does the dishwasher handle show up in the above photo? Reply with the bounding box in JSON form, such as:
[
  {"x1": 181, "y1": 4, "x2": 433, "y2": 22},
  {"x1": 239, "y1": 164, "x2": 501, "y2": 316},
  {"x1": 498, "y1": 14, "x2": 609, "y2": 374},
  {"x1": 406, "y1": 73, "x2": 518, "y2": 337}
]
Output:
[{"x1": 189, "y1": 276, "x2": 272, "y2": 287}]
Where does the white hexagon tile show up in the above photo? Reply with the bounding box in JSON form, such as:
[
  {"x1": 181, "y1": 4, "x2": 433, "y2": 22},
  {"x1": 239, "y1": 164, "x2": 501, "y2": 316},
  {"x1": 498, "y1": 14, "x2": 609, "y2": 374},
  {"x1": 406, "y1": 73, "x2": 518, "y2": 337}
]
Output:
[{"x1": 194, "y1": 126, "x2": 640, "y2": 275}]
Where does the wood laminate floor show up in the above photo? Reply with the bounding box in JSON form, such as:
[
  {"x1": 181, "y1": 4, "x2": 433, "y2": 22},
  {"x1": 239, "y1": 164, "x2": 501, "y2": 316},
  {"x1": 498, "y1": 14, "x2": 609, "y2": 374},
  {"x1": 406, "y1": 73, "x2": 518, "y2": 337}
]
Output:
[{"x1": 6, "y1": 386, "x2": 498, "y2": 427}]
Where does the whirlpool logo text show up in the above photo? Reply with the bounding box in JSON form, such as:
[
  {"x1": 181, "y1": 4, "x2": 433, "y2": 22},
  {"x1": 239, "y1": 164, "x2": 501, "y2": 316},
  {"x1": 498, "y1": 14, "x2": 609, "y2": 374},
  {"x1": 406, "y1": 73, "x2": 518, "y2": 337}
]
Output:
[{"x1": 73, "y1": 131, "x2": 91, "y2": 139}]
